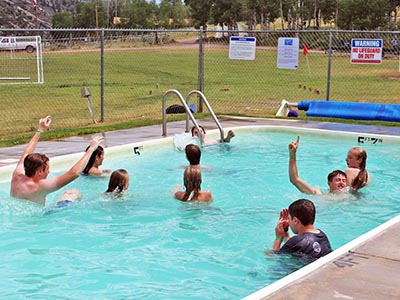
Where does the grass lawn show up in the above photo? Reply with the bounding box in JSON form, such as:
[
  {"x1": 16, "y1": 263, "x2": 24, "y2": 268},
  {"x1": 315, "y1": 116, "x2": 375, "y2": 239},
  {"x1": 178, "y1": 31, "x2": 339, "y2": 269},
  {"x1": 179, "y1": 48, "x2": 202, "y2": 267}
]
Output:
[{"x1": 0, "y1": 45, "x2": 399, "y2": 147}]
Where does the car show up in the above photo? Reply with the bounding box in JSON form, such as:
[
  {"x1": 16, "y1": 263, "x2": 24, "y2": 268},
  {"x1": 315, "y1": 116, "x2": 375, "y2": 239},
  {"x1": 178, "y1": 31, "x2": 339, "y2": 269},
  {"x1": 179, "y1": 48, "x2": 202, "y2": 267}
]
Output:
[{"x1": 0, "y1": 36, "x2": 37, "y2": 53}]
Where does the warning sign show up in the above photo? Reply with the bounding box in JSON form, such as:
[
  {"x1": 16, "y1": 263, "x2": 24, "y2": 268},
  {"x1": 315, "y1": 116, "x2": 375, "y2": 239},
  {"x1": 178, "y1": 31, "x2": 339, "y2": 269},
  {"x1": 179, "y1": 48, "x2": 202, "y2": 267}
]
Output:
[{"x1": 351, "y1": 39, "x2": 382, "y2": 64}]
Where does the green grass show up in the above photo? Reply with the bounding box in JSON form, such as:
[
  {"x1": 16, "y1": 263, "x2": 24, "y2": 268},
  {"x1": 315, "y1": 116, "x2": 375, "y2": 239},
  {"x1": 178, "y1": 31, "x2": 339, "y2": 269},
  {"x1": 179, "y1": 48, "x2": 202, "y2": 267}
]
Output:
[
  {"x1": 0, "y1": 114, "x2": 193, "y2": 148},
  {"x1": 0, "y1": 46, "x2": 399, "y2": 147}
]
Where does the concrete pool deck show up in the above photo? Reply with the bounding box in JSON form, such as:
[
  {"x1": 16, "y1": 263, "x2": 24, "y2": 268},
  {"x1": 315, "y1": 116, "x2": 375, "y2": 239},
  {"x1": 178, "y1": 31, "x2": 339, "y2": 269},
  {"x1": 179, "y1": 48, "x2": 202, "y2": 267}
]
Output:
[
  {"x1": 2, "y1": 116, "x2": 400, "y2": 166},
  {"x1": 0, "y1": 116, "x2": 399, "y2": 300}
]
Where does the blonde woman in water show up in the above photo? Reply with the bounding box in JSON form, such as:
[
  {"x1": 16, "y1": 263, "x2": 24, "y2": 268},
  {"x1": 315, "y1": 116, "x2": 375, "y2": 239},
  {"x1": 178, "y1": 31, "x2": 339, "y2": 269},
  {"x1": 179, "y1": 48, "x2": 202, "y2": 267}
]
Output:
[
  {"x1": 345, "y1": 147, "x2": 369, "y2": 191},
  {"x1": 174, "y1": 167, "x2": 213, "y2": 202}
]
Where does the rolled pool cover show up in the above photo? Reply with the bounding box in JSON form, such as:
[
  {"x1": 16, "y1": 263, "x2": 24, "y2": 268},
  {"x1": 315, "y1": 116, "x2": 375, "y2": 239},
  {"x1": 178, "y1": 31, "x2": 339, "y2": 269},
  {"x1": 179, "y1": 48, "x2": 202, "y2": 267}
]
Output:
[{"x1": 297, "y1": 100, "x2": 400, "y2": 122}]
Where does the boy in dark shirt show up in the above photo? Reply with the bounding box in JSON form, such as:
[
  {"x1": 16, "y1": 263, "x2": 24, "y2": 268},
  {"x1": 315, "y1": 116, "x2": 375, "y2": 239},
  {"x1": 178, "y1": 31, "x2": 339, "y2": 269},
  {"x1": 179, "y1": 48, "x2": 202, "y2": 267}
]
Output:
[{"x1": 273, "y1": 199, "x2": 332, "y2": 260}]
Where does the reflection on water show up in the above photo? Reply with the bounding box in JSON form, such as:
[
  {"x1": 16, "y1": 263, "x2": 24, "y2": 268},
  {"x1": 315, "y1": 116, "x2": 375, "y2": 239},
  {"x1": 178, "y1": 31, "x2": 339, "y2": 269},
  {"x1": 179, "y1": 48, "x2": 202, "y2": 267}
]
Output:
[{"x1": 0, "y1": 129, "x2": 399, "y2": 299}]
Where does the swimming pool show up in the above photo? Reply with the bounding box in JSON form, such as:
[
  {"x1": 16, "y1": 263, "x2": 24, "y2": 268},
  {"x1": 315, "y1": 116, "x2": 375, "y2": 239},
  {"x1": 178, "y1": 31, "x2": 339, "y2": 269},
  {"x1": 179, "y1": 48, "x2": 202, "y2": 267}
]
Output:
[{"x1": 0, "y1": 126, "x2": 399, "y2": 299}]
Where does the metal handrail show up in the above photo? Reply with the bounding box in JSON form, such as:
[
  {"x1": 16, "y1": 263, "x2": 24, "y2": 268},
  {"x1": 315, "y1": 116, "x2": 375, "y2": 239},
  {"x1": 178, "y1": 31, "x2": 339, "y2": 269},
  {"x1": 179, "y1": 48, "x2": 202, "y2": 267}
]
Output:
[
  {"x1": 162, "y1": 89, "x2": 203, "y2": 145},
  {"x1": 186, "y1": 90, "x2": 224, "y2": 143}
]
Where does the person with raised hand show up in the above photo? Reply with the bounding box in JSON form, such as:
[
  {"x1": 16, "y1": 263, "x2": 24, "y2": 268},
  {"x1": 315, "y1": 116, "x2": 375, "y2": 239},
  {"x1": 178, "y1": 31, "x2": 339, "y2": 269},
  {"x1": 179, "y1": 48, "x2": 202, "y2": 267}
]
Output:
[
  {"x1": 273, "y1": 199, "x2": 332, "y2": 260},
  {"x1": 11, "y1": 115, "x2": 104, "y2": 205},
  {"x1": 288, "y1": 135, "x2": 347, "y2": 195}
]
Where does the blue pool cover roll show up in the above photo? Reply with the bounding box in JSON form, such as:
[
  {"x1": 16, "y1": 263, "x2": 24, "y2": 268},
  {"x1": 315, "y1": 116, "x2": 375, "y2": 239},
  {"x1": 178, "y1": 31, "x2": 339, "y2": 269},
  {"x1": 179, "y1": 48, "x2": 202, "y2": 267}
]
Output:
[{"x1": 297, "y1": 100, "x2": 400, "y2": 122}]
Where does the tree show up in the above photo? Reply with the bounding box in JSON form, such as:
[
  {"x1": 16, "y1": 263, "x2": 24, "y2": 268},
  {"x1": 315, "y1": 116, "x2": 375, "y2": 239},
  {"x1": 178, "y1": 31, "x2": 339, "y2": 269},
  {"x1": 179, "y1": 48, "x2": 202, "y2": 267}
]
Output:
[
  {"x1": 121, "y1": 0, "x2": 155, "y2": 28},
  {"x1": 170, "y1": 0, "x2": 190, "y2": 28},
  {"x1": 185, "y1": 0, "x2": 213, "y2": 29},
  {"x1": 246, "y1": 0, "x2": 280, "y2": 29},
  {"x1": 51, "y1": 11, "x2": 74, "y2": 42},
  {"x1": 211, "y1": 0, "x2": 244, "y2": 30},
  {"x1": 52, "y1": 11, "x2": 74, "y2": 28},
  {"x1": 320, "y1": 0, "x2": 337, "y2": 27},
  {"x1": 337, "y1": 0, "x2": 390, "y2": 30},
  {"x1": 157, "y1": 0, "x2": 189, "y2": 28},
  {"x1": 388, "y1": 0, "x2": 400, "y2": 29},
  {"x1": 147, "y1": 0, "x2": 160, "y2": 28},
  {"x1": 74, "y1": 0, "x2": 108, "y2": 28}
]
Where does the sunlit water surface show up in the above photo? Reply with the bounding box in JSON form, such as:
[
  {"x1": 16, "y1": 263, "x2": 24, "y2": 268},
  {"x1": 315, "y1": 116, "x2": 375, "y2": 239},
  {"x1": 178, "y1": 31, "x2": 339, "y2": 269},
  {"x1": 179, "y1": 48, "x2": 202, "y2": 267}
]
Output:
[{"x1": 0, "y1": 128, "x2": 399, "y2": 299}]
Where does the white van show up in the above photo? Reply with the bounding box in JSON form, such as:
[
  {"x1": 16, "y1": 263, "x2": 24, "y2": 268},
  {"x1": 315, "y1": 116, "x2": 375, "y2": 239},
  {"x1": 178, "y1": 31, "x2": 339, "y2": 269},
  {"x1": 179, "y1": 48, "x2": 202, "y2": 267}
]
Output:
[{"x1": 0, "y1": 36, "x2": 37, "y2": 53}]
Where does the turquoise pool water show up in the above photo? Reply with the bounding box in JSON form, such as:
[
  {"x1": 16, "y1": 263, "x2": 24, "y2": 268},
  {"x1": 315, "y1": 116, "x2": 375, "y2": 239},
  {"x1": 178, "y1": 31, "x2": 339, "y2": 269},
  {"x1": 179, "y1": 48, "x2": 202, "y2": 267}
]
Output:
[{"x1": 0, "y1": 127, "x2": 399, "y2": 299}]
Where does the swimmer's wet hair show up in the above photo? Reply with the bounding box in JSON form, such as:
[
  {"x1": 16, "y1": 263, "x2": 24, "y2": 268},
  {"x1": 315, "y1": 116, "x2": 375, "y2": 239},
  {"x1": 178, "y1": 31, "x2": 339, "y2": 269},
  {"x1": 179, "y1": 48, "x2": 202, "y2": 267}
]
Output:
[
  {"x1": 24, "y1": 153, "x2": 49, "y2": 177},
  {"x1": 106, "y1": 169, "x2": 129, "y2": 194},
  {"x1": 185, "y1": 144, "x2": 201, "y2": 165},
  {"x1": 288, "y1": 199, "x2": 315, "y2": 226},
  {"x1": 327, "y1": 170, "x2": 346, "y2": 182},
  {"x1": 82, "y1": 145, "x2": 104, "y2": 175},
  {"x1": 191, "y1": 125, "x2": 206, "y2": 136}
]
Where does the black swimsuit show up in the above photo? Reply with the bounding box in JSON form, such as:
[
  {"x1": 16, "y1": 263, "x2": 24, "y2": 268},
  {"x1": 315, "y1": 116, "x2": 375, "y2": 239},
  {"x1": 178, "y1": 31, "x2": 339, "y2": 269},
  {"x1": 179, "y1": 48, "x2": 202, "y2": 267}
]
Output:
[{"x1": 56, "y1": 200, "x2": 73, "y2": 208}]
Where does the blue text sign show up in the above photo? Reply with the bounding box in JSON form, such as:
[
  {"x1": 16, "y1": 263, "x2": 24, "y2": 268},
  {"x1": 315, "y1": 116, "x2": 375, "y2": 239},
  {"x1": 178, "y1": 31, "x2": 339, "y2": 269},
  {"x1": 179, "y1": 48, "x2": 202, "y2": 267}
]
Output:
[
  {"x1": 277, "y1": 37, "x2": 299, "y2": 69},
  {"x1": 229, "y1": 37, "x2": 256, "y2": 60}
]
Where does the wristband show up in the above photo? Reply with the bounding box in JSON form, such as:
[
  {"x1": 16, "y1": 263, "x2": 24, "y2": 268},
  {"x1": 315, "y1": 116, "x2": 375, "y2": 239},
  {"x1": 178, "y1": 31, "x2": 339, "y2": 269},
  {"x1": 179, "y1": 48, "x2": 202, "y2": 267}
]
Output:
[
  {"x1": 36, "y1": 129, "x2": 44, "y2": 134},
  {"x1": 275, "y1": 237, "x2": 283, "y2": 241},
  {"x1": 290, "y1": 155, "x2": 296, "y2": 159}
]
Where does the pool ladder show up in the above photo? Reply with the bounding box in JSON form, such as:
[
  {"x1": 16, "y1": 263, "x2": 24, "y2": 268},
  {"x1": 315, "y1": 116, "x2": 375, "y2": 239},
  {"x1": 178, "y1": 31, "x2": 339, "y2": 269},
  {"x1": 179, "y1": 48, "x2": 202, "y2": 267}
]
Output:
[{"x1": 162, "y1": 89, "x2": 225, "y2": 145}]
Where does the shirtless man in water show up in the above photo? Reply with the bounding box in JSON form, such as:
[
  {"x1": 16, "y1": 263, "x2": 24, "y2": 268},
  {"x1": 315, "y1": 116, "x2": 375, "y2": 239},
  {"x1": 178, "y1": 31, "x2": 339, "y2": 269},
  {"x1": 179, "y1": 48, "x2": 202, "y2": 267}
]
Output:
[
  {"x1": 10, "y1": 116, "x2": 103, "y2": 205},
  {"x1": 288, "y1": 136, "x2": 347, "y2": 195}
]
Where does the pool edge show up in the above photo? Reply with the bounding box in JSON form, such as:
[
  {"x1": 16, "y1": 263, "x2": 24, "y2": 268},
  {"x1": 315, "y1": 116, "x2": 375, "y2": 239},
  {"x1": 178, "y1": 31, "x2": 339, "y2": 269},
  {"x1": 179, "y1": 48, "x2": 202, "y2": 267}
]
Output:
[
  {"x1": 1, "y1": 120, "x2": 399, "y2": 300},
  {"x1": 242, "y1": 214, "x2": 400, "y2": 300}
]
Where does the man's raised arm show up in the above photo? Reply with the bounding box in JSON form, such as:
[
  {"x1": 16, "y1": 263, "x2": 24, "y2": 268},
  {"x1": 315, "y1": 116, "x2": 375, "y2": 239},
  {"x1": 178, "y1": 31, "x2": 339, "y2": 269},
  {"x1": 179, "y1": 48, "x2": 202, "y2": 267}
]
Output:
[
  {"x1": 288, "y1": 136, "x2": 322, "y2": 195},
  {"x1": 13, "y1": 116, "x2": 52, "y2": 176}
]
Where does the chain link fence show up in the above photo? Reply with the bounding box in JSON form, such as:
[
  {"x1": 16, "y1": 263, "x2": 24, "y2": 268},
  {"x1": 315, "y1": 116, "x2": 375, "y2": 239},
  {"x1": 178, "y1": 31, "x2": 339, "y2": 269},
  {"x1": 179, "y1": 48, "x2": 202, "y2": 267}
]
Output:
[{"x1": 0, "y1": 28, "x2": 399, "y2": 141}]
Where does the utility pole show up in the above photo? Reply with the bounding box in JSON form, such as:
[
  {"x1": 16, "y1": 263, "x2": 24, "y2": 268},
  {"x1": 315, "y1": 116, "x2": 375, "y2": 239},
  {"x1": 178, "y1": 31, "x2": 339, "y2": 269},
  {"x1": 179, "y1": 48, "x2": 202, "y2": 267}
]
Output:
[
  {"x1": 95, "y1": 5, "x2": 99, "y2": 40},
  {"x1": 33, "y1": 0, "x2": 39, "y2": 30}
]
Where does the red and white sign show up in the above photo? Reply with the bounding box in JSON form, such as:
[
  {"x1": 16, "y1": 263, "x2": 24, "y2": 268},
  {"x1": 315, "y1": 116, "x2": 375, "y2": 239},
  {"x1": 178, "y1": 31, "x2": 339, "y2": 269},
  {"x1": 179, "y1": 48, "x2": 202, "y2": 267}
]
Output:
[{"x1": 351, "y1": 39, "x2": 382, "y2": 64}]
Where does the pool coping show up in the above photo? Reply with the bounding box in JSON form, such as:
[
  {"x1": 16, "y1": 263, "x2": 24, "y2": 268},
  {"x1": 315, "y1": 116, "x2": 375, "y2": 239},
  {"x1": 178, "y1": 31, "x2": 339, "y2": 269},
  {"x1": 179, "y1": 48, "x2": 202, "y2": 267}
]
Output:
[{"x1": 3, "y1": 123, "x2": 399, "y2": 179}]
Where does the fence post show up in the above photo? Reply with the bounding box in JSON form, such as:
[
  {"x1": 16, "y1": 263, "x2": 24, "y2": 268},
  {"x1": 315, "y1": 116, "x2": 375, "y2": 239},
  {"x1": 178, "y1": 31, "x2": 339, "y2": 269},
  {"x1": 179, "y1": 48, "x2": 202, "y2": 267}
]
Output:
[
  {"x1": 326, "y1": 30, "x2": 333, "y2": 101},
  {"x1": 100, "y1": 28, "x2": 105, "y2": 122},
  {"x1": 198, "y1": 26, "x2": 204, "y2": 113}
]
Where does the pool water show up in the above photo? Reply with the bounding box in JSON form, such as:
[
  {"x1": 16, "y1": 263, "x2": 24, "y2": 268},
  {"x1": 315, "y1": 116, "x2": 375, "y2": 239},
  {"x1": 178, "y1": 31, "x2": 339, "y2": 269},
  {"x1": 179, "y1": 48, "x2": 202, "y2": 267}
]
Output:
[{"x1": 0, "y1": 127, "x2": 399, "y2": 299}]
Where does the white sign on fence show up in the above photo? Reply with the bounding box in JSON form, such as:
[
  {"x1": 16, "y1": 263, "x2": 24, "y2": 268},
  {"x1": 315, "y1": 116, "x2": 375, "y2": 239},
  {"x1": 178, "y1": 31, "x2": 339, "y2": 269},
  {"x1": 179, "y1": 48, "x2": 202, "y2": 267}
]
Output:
[
  {"x1": 229, "y1": 37, "x2": 256, "y2": 60},
  {"x1": 351, "y1": 39, "x2": 383, "y2": 64},
  {"x1": 277, "y1": 37, "x2": 299, "y2": 69}
]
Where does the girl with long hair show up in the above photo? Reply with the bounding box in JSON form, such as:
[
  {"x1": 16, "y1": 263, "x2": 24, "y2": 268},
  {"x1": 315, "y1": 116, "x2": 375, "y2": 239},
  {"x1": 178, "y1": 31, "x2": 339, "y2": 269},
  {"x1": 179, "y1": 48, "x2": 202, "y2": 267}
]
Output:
[
  {"x1": 82, "y1": 145, "x2": 111, "y2": 176},
  {"x1": 345, "y1": 147, "x2": 369, "y2": 191},
  {"x1": 105, "y1": 169, "x2": 130, "y2": 196},
  {"x1": 174, "y1": 167, "x2": 212, "y2": 202}
]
